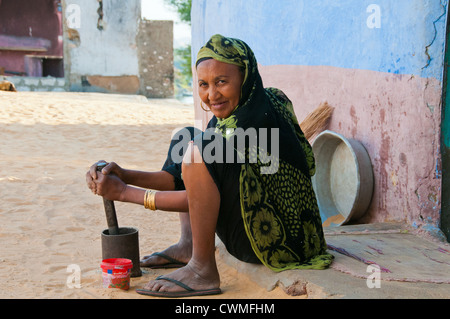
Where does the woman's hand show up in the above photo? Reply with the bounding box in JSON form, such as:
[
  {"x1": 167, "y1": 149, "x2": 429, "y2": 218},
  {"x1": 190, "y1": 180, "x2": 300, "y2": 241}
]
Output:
[
  {"x1": 88, "y1": 161, "x2": 125, "y2": 180},
  {"x1": 94, "y1": 172, "x2": 128, "y2": 201},
  {"x1": 86, "y1": 161, "x2": 127, "y2": 199}
]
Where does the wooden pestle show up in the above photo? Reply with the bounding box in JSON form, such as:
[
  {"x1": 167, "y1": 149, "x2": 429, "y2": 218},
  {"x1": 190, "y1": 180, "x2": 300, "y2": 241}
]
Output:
[{"x1": 96, "y1": 163, "x2": 120, "y2": 235}]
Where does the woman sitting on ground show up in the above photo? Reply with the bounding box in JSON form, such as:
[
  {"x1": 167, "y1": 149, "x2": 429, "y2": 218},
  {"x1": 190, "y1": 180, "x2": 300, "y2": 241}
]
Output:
[{"x1": 86, "y1": 34, "x2": 333, "y2": 297}]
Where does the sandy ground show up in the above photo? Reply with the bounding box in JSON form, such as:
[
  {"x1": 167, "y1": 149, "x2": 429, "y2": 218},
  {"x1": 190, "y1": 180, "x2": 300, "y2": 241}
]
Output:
[{"x1": 0, "y1": 91, "x2": 303, "y2": 299}]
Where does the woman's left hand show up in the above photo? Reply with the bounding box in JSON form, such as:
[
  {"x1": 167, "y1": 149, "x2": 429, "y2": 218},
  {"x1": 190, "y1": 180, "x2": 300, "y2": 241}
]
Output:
[{"x1": 94, "y1": 171, "x2": 127, "y2": 202}]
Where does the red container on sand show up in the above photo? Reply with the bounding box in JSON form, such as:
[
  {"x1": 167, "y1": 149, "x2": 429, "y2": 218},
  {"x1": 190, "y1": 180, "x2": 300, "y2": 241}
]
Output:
[{"x1": 101, "y1": 258, "x2": 133, "y2": 290}]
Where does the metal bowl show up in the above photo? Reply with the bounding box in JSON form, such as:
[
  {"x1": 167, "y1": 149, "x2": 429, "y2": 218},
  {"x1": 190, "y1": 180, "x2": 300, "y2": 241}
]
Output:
[{"x1": 311, "y1": 130, "x2": 374, "y2": 226}]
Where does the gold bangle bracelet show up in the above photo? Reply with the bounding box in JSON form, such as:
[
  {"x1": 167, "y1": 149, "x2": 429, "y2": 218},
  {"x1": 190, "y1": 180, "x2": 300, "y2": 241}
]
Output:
[
  {"x1": 149, "y1": 190, "x2": 156, "y2": 210},
  {"x1": 144, "y1": 189, "x2": 157, "y2": 210}
]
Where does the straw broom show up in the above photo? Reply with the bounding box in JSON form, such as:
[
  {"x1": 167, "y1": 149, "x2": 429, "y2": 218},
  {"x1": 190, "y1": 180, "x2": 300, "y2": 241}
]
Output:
[{"x1": 300, "y1": 102, "x2": 334, "y2": 141}]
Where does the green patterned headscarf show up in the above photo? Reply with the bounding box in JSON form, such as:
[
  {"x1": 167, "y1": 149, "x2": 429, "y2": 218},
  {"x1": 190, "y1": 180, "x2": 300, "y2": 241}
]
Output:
[{"x1": 196, "y1": 34, "x2": 333, "y2": 271}]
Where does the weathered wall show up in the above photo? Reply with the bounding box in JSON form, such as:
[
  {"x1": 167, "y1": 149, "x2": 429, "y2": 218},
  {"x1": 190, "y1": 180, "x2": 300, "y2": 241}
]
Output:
[
  {"x1": 63, "y1": 0, "x2": 140, "y2": 93},
  {"x1": 137, "y1": 19, "x2": 174, "y2": 98},
  {"x1": 1, "y1": 75, "x2": 66, "y2": 91},
  {"x1": 191, "y1": 0, "x2": 447, "y2": 236},
  {"x1": 62, "y1": 0, "x2": 174, "y2": 97}
]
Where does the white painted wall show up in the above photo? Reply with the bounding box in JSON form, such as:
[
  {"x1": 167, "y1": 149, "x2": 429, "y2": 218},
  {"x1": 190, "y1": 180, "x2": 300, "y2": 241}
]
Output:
[{"x1": 65, "y1": 0, "x2": 141, "y2": 76}]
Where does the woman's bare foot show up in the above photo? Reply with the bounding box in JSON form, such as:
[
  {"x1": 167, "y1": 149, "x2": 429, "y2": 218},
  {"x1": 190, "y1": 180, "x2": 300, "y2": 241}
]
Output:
[
  {"x1": 140, "y1": 241, "x2": 192, "y2": 268},
  {"x1": 142, "y1": 258, "x2": 220, "y2": 293},
  {"x1": 141, "y1": 212, "x2": 192, "y2": 268}
]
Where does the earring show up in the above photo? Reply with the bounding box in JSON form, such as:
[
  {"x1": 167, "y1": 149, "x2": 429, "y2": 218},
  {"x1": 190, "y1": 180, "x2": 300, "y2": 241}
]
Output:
[{"x1": 200, "y1": 101, "x2": 210, "y2": 112}]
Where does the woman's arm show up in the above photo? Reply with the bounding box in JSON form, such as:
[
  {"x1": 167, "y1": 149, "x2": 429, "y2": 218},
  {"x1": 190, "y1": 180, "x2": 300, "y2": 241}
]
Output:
[
  {"x1": 120, "y1": 186, "x2": 189, "y2": 212},
  {"x1": 89, "y1": 161, "x2": 177, "y2": 191},
  {"x1": 89, "y1": 165, "x2": 189, "y2": 213},
  {"x1": 121, "y1": 169, "x2": 176, "y2": 191}
]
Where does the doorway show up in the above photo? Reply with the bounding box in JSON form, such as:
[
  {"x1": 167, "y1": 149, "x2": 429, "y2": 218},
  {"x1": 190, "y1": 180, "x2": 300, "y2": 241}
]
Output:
[{"x1": 440, "y1": 5, "x2": 450, "y2": 242}]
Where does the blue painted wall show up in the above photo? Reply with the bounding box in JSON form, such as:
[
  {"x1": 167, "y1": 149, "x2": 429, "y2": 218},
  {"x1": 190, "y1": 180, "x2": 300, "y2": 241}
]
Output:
[{"x1": 192, "y1": 0, "x2": 447, "y2": 81}]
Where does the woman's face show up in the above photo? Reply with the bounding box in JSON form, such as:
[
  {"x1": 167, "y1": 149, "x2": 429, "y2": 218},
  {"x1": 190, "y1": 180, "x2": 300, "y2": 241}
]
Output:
[{"x1": 197, "y1": 59, "x2": 244, "y2": 119}]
